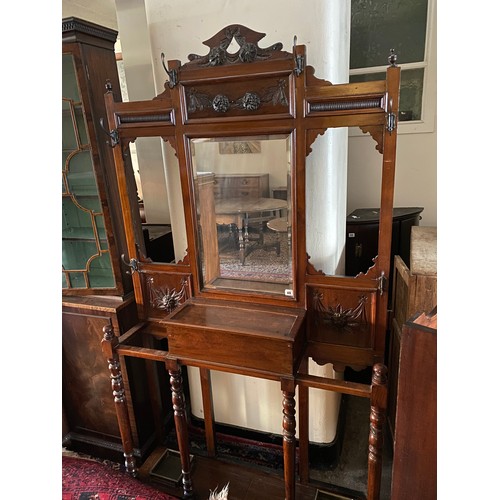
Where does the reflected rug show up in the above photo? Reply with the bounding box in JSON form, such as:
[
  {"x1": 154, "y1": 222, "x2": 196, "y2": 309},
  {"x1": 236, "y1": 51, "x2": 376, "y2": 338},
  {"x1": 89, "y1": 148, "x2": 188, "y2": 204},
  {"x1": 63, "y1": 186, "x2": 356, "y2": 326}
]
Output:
[{"x1": 218, "y1": 230, "x2": 291, "y2": 282}]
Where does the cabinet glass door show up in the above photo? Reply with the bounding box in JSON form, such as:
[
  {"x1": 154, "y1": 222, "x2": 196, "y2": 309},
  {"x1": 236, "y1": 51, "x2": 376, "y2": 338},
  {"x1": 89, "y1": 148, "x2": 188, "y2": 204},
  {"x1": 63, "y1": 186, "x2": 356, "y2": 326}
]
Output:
[{"x1": 62, "y1": 54, "x2": 115, "y2": 290}]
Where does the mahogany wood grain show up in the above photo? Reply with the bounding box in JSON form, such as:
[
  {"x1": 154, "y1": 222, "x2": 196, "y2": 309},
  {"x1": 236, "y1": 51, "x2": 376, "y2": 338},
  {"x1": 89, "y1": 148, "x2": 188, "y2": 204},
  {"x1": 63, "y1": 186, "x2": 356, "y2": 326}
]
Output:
[
  {"x1": 164, "y1": 298, "x2": 306, "y2": 376},
  {"x1": 100, "y1": 24, "x2": 401, "y2": 500}
]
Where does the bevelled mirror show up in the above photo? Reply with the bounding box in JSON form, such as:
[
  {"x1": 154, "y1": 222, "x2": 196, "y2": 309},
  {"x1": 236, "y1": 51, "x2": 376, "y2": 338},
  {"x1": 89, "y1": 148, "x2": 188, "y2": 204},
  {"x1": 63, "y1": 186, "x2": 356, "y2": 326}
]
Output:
[{"x1": 189, "y1": 134, "x2": 293, "y2": 297}]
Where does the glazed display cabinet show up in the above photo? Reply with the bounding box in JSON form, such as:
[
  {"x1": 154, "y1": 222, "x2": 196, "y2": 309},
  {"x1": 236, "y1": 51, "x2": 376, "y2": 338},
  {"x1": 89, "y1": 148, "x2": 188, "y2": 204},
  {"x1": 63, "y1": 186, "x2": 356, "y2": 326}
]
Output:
[
  {"x1": 62, "y1": 17, "x2": 166, "y2": 462},
  {"x1": 62, "y1": 17, "x2": 136, "y2": 297}
]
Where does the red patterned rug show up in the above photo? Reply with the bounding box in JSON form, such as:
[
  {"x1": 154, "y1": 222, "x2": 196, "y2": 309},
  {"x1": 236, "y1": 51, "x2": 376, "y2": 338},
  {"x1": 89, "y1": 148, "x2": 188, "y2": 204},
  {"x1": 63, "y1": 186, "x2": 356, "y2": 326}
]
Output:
[{"x1": 62, "y1": 456, "x2": 179, "y2": 500}]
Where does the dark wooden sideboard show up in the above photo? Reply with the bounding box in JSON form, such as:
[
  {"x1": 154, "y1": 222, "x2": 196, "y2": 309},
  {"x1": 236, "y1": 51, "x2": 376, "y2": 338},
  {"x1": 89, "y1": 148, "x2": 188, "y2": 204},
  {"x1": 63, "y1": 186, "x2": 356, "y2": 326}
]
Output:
[
  {"x1": 345, "y1": 207, "x2": 423, "y2": 279},
  {"x1": 213, "y1": 173, "x2": 269, "y2": 200}
]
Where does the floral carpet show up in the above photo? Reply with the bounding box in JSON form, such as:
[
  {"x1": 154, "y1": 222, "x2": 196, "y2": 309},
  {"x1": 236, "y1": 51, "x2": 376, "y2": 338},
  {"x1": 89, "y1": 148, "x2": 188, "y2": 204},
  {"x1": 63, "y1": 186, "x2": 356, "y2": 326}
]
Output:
[{"x1": 62, "y1": 455, "x2": 179, "y2": 500}]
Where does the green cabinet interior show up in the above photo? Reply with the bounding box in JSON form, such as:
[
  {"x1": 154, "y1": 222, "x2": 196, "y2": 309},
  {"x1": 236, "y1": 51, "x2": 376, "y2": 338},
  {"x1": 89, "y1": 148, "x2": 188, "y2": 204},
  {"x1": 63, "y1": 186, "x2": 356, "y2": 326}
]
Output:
[{"x1": 62, "y1": 52, "x2": 115, "y2": 290}]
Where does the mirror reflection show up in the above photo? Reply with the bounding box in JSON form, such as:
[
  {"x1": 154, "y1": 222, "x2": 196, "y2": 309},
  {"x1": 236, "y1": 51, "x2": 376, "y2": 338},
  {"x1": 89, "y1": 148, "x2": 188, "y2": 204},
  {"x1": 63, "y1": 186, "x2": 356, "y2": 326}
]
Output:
[
  {"x1": 129, "y1": 137, "x2": 180, "y2": 264},
  {"x1": 190, "y1": 135, "x2": 293, "y2": 296}
]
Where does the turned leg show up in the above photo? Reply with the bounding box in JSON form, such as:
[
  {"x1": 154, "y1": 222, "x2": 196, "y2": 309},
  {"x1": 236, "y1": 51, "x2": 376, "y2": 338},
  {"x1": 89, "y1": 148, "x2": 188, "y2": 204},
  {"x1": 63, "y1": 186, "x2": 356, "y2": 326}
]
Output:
[
  {"x1": 282, "y1": 381, "x2": 296, "y2": 500},
  {"x1": 101, "y1": 324, "x2": 137, "y2": 475},
  {"x1": 167, "y1": 361, "x2": 193, "y2": 498},
  {"x1": 367, "y1": 363, "x2": 388, "y2": 500}
]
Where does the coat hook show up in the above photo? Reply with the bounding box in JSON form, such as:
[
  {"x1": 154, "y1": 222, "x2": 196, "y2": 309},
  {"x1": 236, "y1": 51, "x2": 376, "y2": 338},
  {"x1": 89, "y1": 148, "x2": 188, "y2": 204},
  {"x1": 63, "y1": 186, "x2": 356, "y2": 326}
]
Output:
[
  {"x1": 386, "y1": 98, "x2": 396, "y2": 134},
  {"x1": 99, "y1": 118, "x2": 119, "y2": 148},
  {"x1": 161, "y1": 53, "x2": 178, "y2": 88},
  {"x1": 293, "y1": 35, "x2": 303, "y2": 76},
  {"x1": 121, "y1": 254, "x2": 141, "y2": 275}
]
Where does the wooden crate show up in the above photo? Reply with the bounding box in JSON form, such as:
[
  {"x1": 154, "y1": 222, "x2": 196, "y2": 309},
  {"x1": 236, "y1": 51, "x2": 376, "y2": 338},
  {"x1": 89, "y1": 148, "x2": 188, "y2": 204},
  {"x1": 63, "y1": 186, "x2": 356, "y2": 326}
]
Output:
[{"x1": 387, "y1": 226, "x2": 437, "y2": 442}]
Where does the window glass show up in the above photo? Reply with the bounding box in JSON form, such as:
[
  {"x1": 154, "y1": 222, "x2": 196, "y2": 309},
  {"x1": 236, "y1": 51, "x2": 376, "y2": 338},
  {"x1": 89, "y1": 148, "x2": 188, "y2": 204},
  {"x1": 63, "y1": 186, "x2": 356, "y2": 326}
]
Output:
[{"x1": 350, "y1": 0, "x2": 428, "y2": 68}]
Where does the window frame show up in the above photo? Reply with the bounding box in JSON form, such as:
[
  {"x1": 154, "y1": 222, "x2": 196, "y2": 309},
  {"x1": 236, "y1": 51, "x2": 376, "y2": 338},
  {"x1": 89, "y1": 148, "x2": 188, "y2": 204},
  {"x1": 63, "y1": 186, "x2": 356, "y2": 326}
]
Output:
[{"x1": 349, "y1": 0, "x2": 436, "y2": 135}]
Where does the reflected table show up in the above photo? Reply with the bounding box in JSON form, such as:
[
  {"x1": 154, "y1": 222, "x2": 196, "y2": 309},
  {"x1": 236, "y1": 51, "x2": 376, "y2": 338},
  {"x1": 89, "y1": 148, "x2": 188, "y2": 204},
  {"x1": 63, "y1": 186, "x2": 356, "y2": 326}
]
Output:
[{"x1": 215, "y1": 197, "x2": 288, "y2": 264}]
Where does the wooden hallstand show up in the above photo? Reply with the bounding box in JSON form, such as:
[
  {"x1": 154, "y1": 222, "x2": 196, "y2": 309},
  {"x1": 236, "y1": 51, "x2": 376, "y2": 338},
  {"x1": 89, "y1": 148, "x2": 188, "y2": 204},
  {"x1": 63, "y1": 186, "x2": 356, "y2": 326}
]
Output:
[{"x1": 100, "y1": 25, "x2": 400, "y2": 499}]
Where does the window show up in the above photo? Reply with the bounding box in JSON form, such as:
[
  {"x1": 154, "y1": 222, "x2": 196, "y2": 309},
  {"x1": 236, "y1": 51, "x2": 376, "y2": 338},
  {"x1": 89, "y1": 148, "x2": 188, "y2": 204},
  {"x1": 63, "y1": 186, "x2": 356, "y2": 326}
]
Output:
[{"x1": 349, "y1": 0, "x2": 435, "y2": 132}]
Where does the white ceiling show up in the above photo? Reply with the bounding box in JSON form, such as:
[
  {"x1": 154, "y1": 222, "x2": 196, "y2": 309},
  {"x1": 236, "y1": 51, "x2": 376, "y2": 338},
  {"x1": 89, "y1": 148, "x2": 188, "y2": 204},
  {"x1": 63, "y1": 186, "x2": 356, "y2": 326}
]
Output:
[{"x1": 62, "y1": 0, "x2": 118, "y2": 31}]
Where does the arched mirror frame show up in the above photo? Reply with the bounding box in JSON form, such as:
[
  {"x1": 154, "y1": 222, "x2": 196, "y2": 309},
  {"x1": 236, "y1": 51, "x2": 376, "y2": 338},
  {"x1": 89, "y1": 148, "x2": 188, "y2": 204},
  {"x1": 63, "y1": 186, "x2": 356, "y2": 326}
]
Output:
[{"x1": 103, "y1": 24, "x2": 399, "y2": 367}]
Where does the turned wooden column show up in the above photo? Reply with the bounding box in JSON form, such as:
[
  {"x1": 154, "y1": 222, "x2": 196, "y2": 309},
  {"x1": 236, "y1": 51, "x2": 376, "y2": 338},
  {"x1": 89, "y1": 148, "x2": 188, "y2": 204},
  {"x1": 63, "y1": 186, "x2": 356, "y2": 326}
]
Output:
[
  {"x1": 282, "y1": 378, "x2": 296, "y2": 500},
  {"x1": 167, "y1": 360, "x2": 193, "y2": 498},
  {"x1": 367, "y1": 363, "x2": 388, "y2": 500},
  {"x1": 101, "y1": 324, "x2": 137, "y2": 475}
]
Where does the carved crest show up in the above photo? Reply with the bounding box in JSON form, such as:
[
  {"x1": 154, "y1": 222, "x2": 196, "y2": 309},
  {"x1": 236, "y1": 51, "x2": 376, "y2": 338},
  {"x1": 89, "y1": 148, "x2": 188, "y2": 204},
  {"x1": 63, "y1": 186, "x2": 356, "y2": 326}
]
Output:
[{"x1": 186, "y1": 25, "x2": 284, "y2": 67}]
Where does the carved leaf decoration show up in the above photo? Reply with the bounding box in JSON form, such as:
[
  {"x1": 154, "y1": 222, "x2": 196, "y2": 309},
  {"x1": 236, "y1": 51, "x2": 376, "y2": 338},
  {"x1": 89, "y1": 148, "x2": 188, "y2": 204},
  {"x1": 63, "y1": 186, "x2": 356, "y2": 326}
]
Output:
[
  {"x1": 261, "y1": 79, "x2": 288, "y2": 107},
  {"x1": 359, "y1": 125, "x2": 384, "y2": 154},
  {"x1": 186, "y1": 88, "x2": 213, "y2": 113},
  {"x1": 148, "y1": 277, "x2": 187, "y2": 313},
  {"x1": 313, "y1": 292, "x2": 368, "y2": 331}
]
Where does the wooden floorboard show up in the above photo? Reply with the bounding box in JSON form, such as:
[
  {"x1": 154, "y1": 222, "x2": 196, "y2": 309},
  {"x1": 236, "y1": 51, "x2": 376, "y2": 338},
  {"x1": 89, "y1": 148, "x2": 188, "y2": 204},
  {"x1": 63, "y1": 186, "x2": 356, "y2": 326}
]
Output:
[{"x1": 138, "y1": 446, "x2": 319, "y2": 499}]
